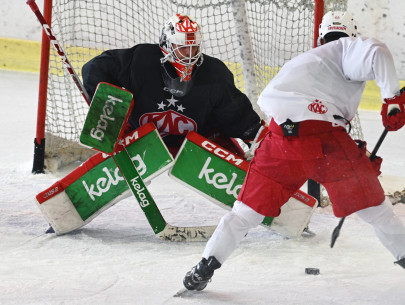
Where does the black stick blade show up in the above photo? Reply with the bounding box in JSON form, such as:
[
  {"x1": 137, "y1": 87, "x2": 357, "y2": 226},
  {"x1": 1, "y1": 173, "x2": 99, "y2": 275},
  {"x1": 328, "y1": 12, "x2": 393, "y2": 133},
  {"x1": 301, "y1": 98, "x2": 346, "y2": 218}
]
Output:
[{"x1": 330, "y1": 217, "x2": 345, "y2": 248}]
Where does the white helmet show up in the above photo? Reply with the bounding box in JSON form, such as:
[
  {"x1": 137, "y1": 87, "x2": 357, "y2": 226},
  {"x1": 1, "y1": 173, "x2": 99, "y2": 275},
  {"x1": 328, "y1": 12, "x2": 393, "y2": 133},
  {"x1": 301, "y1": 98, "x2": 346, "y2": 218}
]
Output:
[
  {"x1": 159, "y1": 14, "x2": 203, "y2": 81},
  {"x1": 319, "y1": 11, "x2": 357, "y2": 40}
]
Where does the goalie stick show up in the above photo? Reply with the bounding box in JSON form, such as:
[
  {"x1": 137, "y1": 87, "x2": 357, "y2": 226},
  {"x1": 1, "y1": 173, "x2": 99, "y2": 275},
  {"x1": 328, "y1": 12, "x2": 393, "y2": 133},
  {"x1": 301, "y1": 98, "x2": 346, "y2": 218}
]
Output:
[
  {"x1": 113, "y1": 140, "x2": 216, "y2": 242},
  {"x1": 27, "y1": 1, "x2": 216, "y2": 241},
  {"x1": 26, "y1": 0, "x2": 90, "y2": 105}
]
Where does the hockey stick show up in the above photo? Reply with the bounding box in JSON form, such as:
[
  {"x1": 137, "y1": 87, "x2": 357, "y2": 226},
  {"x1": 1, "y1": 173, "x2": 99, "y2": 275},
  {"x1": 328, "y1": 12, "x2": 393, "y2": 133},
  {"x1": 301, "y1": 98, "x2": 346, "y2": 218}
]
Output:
[
  {"x1": 113, "y1": 142, "x2": 216, "y2": 242},
  {"x1": 26, "y1": 0, "x2": 90, "y2": 105},
  {"x1": 330, "y1": 108, "x2": 401, "y2": 248},
  {"x1": 27, "y1": 1, "x2": 215, "y2": 241}
]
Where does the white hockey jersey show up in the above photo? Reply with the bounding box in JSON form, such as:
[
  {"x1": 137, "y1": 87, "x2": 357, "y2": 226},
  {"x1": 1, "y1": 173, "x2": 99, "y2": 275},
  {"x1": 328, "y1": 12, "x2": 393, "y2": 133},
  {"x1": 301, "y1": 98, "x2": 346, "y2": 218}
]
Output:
[{"x1": 258, "y1": 37, "x2": 400, "y2": 127}]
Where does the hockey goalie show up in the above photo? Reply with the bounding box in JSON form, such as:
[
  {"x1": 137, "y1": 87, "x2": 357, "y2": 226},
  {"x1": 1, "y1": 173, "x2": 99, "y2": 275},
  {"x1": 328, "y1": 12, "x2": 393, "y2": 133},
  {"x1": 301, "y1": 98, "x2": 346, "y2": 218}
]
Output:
[{"x1": 35, "y1": 14, "x2": 316, "y2": 240}]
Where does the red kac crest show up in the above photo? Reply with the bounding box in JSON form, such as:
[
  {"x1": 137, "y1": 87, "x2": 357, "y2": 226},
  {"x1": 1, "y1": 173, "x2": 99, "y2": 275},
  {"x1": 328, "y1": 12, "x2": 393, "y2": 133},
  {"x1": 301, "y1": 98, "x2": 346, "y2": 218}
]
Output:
[
  {"x1": 140, "y1": 110, "x2": 197, "y2": 137},
  {"x1": 308, "y1": 99, "x2": 328, "y2": 114}
]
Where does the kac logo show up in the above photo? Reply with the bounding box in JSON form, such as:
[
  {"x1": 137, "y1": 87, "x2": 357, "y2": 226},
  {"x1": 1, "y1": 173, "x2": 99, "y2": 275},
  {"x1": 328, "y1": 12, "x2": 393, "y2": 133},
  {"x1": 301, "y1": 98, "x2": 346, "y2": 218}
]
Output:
[
  {"x1": 140, "y1": 110, "x2": 197, "y2": 137},
  {"x1": 308, "y1": 99, "x2": 328, "y2": 114}
]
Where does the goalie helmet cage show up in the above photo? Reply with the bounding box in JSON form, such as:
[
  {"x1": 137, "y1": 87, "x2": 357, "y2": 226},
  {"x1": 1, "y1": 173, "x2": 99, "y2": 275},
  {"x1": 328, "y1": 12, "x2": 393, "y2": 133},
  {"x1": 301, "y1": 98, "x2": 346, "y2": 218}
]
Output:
[{"x1": 32, "y1": 0, "x2": 360, "y2": 174}]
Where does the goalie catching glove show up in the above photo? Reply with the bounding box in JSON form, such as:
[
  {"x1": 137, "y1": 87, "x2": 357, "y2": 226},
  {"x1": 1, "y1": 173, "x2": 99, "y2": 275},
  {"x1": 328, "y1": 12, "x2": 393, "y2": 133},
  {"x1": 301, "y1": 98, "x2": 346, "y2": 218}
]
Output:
[{"x1": 381, "y1": 87, "x2": 405, "y2": 131}]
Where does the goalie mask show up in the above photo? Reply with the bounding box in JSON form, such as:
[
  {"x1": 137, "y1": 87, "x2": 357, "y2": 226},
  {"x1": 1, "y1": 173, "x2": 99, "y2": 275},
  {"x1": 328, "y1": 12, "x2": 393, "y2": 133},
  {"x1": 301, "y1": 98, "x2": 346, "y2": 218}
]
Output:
[
  {"x1": 159, "y1": 14, "x2": 203, "y2": 96},
  {"x1": 319, "y1": 11, "x2": 357, "y2": 43}
]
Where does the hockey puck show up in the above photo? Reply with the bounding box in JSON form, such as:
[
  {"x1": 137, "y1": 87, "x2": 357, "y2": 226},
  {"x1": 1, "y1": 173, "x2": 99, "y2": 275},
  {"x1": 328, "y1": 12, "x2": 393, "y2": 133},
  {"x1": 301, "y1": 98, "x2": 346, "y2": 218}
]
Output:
[{"x1": 305, "y1": 268, "x2": 320, "y2": 275}]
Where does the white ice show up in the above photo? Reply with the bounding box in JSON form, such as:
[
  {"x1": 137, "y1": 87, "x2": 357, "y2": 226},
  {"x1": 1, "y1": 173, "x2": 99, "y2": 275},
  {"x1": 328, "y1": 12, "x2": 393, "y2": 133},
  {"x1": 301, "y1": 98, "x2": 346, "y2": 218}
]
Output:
[{"x1": 0, "y1": 69, "x2": 404, "y2": 305}]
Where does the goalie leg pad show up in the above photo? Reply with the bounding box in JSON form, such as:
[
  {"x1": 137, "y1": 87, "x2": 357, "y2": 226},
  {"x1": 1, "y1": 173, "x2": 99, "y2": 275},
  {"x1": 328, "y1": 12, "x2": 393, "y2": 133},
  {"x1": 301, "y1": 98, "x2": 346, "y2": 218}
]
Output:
[{"x1": 36, "y1": 124, "x2": 174, "y2": 235}]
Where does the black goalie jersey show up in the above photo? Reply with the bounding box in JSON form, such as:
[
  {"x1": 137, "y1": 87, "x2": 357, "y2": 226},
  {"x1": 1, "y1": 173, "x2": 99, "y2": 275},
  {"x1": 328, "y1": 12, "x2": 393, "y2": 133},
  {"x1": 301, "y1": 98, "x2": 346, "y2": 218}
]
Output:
[{"x1": 82, "y1": 43, "x2": 261, "y2": 148}]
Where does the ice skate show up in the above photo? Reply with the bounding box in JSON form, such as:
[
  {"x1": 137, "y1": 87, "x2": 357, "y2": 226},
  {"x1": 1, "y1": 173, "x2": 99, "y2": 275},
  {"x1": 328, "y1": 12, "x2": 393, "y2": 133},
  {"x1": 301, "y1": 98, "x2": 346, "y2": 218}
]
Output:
[{"x1": 183, "y1": 256, "x2": 221, "y2": 291}]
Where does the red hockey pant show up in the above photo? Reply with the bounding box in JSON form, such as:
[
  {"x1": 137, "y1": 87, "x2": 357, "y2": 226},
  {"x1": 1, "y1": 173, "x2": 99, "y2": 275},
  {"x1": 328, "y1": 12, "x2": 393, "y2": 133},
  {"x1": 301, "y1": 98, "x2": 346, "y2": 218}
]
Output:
[{"x1": 238, "y1": 120, "x2": 385, "y2": 217}]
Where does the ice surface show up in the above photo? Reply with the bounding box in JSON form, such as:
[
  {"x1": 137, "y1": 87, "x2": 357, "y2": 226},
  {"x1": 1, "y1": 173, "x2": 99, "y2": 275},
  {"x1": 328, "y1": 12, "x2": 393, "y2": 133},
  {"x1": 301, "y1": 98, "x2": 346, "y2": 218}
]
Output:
[{"x1": 1, "y1": 70, "x2": 404, "y2": 305}]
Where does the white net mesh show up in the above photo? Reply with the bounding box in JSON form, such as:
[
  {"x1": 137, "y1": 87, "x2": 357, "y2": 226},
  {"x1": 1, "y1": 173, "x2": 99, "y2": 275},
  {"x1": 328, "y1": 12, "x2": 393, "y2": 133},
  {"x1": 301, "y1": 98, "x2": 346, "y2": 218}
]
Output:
[{"x1": 44, "y1": 0, "x2": 360, "y2": 170}]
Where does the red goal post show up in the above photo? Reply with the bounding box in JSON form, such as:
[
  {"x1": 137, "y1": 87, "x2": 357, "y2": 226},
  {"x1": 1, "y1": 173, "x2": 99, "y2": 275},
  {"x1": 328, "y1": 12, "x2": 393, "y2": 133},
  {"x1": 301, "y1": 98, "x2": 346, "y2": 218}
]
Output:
[{"x1": 32, "y1": 0, "x2": 355, "y2": 174}]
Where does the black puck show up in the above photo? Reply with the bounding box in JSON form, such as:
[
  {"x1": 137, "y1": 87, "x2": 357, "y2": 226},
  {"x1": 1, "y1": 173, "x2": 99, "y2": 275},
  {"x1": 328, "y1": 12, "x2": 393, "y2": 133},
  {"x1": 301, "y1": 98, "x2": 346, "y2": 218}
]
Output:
[{"x1": 305, "y1": 268, "x2": 320, "y2": 275}]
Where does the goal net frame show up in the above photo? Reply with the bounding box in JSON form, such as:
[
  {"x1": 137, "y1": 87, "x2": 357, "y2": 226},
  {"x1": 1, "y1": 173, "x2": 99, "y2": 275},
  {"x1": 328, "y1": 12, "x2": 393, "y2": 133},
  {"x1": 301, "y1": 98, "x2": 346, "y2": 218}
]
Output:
[{"x1": 33, "y1": 0, "x2": 356, "y2": 174}]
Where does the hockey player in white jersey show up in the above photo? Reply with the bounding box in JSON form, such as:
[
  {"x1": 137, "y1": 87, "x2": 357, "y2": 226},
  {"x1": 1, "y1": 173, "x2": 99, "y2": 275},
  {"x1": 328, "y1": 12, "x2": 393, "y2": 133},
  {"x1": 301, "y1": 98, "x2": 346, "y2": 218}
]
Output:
[{"x1": 182, "y1": 11, "x2": 405, "y2": 291}]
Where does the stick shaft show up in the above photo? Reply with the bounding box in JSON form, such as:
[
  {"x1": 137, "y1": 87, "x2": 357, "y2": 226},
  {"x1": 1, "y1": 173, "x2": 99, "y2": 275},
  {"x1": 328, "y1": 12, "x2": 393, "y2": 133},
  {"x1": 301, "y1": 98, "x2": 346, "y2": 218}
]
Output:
[
  {"x1": 369, "y1": 129, "x2": 388, "y2": 161},
  {"x1": 26, "y1": 0, "x2": 90, "y2": 105},
  {"x1": 113, "y1": 148, "x2": 167, "y2": 234}
]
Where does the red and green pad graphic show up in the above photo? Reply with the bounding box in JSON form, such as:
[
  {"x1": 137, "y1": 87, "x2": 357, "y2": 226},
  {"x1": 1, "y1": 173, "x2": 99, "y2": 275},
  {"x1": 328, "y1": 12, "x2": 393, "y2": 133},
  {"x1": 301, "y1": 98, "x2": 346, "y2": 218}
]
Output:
[
  {"x1": 169, "y1": 132, "x2": 275, "y2": 225},
  {"x1": 73, "y1": 124, "x2": 172, "y2": 221},
  {"x1": 36, "y1": 123, "x2": 174, "y2": 234},
  {"x1": 170, "y1": 132, "x2": 317, "y2": 235},
  {"x1": 80, "y1": 82, "x2": 133, "y2": 154}
]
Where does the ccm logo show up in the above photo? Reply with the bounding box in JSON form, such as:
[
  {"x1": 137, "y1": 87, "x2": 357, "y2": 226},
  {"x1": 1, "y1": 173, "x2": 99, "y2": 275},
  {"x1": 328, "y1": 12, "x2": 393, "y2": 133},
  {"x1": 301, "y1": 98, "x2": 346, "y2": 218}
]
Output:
[{"x1": 201, "y1": 141, "x2": 244, "y2": 166}]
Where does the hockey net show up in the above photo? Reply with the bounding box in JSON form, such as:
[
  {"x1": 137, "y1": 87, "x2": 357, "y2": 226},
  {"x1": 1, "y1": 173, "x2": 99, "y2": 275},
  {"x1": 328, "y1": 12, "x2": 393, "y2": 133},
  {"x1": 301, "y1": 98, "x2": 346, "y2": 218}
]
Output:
[{"x1": 39, "y1": 0, "x2": 359, "y2": 172}]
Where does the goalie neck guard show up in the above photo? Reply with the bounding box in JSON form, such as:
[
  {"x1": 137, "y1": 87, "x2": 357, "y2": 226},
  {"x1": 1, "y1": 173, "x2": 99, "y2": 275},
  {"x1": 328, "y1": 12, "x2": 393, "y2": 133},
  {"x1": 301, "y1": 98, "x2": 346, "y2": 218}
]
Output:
[
  {"x1": 159, "y1": 14, "x2": 203, "y2": 96},
  {"x1": 319, "y1": 11, "x2": 357, "y2": 42}
]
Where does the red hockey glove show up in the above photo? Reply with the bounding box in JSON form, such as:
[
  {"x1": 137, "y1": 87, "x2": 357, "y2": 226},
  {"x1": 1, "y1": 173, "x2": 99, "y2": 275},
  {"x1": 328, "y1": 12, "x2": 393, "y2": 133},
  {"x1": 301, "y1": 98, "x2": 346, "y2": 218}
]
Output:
[
  {"x1": 355, "y1": 140, "x2": 383, "y2": 176},
  {"x1": 381, "y1": 87, "x2": 405, "y2": 131}
]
